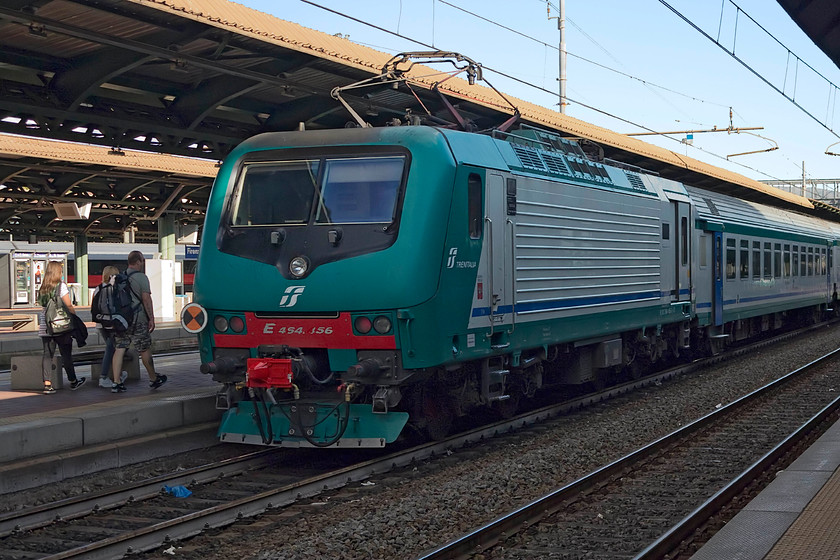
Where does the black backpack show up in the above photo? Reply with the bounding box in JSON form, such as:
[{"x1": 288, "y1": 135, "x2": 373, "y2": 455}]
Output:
[{"x1": 91, "y1": 270, "x2": 139, "y2": 332}]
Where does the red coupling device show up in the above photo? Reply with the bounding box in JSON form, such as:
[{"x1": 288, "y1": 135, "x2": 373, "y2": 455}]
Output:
[{"x1": 246, "y1": 358, "x2": 293, "y2": 388}]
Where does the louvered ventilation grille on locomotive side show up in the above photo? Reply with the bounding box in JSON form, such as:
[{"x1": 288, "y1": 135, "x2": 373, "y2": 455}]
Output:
[{"x1": 510, "y1": 143, "x2": 613, "y2": 185}]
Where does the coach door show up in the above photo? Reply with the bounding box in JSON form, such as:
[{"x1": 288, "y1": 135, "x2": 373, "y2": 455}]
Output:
[
  {"x1": 713, "y1": 231, "x2": 724, "y2": 326},
  {"x1": 674, "y1": 201, "x2": 691, "y2": 302},
  {"x1": 485, "y1": 173, "x2": 513, "y2": 334}
]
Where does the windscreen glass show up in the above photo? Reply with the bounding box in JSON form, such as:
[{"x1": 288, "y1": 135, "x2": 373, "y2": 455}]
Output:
[
  {"x1": 315, "y1": 157, "x2": 404, "y2": 224},
  {"x1": 232, "y1": 160, "x2": 319, "y2": 226},
  {"x1": 231, "y1": 155, "x2": 405, "y2": 227}
]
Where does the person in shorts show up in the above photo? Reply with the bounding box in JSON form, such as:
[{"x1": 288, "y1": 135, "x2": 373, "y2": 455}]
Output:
[{"x1": 110, "y1": 250, "x2": 167, "y2": 393}]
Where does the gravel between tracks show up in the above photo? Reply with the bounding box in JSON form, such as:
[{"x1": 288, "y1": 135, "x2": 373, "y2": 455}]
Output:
[{"x1": 7, "y1": 326, "x2": 840, "y2": 559}]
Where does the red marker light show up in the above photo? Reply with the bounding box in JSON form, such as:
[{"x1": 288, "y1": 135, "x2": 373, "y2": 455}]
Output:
[
  {"x1": 354, "y1": 316, "x2": 372, "y2": 334},
  {"x1": 229, "y1": 316, "x2": 245, "y2": 333}
]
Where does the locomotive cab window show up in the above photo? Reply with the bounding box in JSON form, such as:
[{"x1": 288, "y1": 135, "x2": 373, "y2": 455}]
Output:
[
  {"x1": 232, "y1": 155, "x2": 406, "y2": 227},
  {"x1": 221, "y1": 150, "x2": 409, "y2": 276},
  {"x1": 232, "y1": 160, "x2": 318, "y2": 226},
  {"x1": 315, "y1": 157, "x2": 404, "y2": 224},
  {"x1": 468, "y1": 174, "x2": 482, "y2": 239}
]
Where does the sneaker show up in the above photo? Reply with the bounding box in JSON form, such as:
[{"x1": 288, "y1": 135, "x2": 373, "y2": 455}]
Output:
[
  {"x1": 150, "y1": 374, "x2": 168, "y2": 389},
  {"x1": 70, "y1": 377, "x2": 87, "y2": 390},
  {"x1": 99, "y1": 377, "x2": 111, "y2": 388},
  {"x1": 111, "y1": 382, "x2": 127, "y2": 393},
  {"x1": 120, "y1": 370, "x2": 128, "y2": 383},
  {"x1": 43, "y1": 385, "x2": 57, "y2": 394}
]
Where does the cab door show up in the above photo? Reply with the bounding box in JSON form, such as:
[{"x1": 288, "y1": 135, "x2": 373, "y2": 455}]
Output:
[
  {"x1": 674, "y1": 201, "x2": 691, "y2": 302},
  {"x1": 485, "y1": 172, "x2": 513, "y2": 331}
]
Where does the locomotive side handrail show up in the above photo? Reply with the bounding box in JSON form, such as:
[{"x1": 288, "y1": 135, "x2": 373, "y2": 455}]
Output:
[
  {"x1": 507, "y1": 217, "x2": 516, "y2": 335},
  {"x1": 485, "y1": 216, "x2": 495, "y2": 339}
]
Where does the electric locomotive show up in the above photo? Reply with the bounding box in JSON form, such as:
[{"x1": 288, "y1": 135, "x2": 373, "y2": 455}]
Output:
[{"x1": 182, "y1": 123, "x2": 700, "y2": 447}]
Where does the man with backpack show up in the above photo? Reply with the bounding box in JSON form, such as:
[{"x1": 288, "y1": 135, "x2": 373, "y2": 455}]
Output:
[
  {"x1": 91, "y1": 265, "x2": 128, "y2": 388},
  {"x1": 109, "y1": 250, "x2": 167, "y2": 393}
]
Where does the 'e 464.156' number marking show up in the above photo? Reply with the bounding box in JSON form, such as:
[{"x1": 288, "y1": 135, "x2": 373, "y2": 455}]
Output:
[{"x1": 262, "y1": 324, "x2": 333, "y2": 335}]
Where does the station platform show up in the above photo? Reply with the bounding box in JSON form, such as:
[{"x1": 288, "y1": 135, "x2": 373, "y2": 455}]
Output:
[
  {"x1": 691, "y1": 417, "x2": 840, "y2": 559},
  {"x1": 0, "y1": 317, "x2": 223, "y2": 495}
]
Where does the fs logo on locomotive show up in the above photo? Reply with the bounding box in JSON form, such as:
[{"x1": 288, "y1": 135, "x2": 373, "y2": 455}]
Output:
[
  {"x1": 278, "y1": 286, "x2": 305, "y2": 308},
  {"x1": 446, "y1": 247, "x2": 476, "y2": 269},
  {"x1": 446, "y1": 247, "x2": 458, "y2": 268}
]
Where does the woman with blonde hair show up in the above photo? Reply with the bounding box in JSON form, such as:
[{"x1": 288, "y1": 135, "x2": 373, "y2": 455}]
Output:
[
  {"x1": 93, "y1": 265, "x2": 127, "y2": 388},
  {"x1": 38, "y1": 260, "x2": 85, "y2": 393}
]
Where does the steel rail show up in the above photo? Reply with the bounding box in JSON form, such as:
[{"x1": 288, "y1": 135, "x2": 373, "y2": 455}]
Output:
[
  {"x1": 2, "y1": 323, "x2": 831, "y2": 558},
  {"x1": 0, "y1": 449, "x2": 280, "y2": 538},
  {"x1": 414, "y1": 346, "x2": 840, "y2": 560},
  {"x1": 636, "y1": 355, "x2": 840, "y2": 559}
]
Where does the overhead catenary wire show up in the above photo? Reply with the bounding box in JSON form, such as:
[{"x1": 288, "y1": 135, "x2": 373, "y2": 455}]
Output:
[
  {"x1": 298, "y1": 0, "x2": 799, "y2": 180},
  {"x1": 441, "y1": 0, "x2": 728, "y2": 109},
  {"x1": 658, "y1": 0, "x2": 840, "y2": 140}
]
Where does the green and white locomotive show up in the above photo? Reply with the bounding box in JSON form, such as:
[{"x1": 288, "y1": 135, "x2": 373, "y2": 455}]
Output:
[{"x1": 182, "y1": 123, "x2": 840, "y2": 448}]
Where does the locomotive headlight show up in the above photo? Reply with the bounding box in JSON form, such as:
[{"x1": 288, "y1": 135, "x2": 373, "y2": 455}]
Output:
[
  {"x1": 289, "y1": 256, "x2": 309, "y2": 278},
  {"x1": 213, "y1": 315, "x2": 229, "y2": 333},
  {"x1": 373, "y1": 315, "x2": 392, "y2": 334}
]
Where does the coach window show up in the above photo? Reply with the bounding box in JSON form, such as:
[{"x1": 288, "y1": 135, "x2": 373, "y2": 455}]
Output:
[
  {"x1": 793, "y1": 246, "x2": 799, "y2": 276},
  {"x1": 774, "y1": 243, "x2": 781, "y2": 278},
  {"x1": 725, "y1": 239, "x2": 736, "y2": 279},
  {"x1": 808, "y1": 247, "x2": 814, "y2": 275},
  {"x1": 822, "y1": 248, "x2": 828, "y2": 274},
  {"x1": 752, "y1": 241, "x2": 761, "y2": 279},
  {"x1": 740, "y1": 240, "x2": 749, "y2": 279},
  {"x1": 681, "y1": 217, "x2": 688, "y2": 266},
  {"x1": 699, "y1": 235, "x2": 708, "y2": 268},
  {"x1": 784, "y1": 244, "x2": 791, "y2": 276},
  {"x1": 467, "y1": 174, "x2": 482, "y2": 239},
  {"x1": 762, "y1": 242, "x2": 771, "y2": 278},
  {"x1": 801, "y1": 247, "x2": 807, "y2": 276}
]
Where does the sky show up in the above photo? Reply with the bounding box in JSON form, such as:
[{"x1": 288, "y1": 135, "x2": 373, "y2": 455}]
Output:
[{"x1": 240, "y1": 0, "x2": 839, "y2": 188}]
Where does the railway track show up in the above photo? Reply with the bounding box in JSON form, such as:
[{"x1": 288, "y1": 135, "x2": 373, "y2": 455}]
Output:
[
  {"x1": 0, "y1": 324, "x2": 833, "y2": 559},
  {"x1": 420, "y1": 348, "x2": 840, "y2": 559}
]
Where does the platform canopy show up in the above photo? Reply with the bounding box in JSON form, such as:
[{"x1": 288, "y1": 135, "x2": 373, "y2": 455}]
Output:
[
  {"x1": 0, "y1": 0, "x2": 824, "y2": 241},
  {"x1": 776, "y1": 0, "x2": 840, "y2": 71}
]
